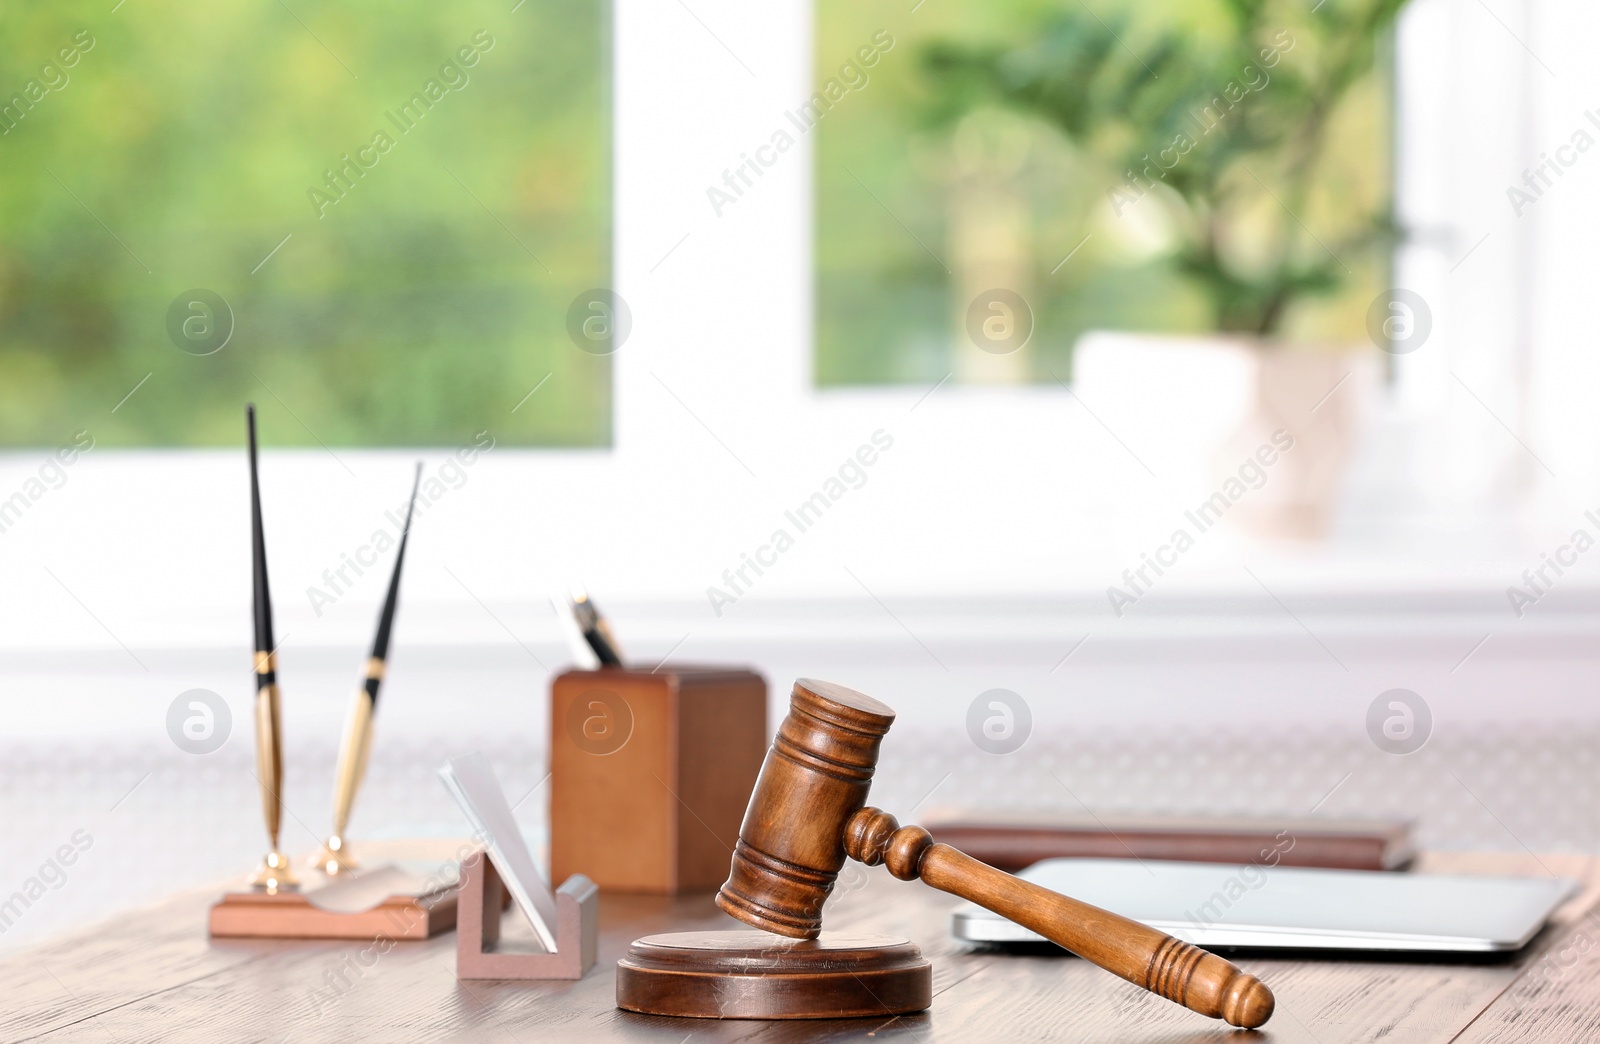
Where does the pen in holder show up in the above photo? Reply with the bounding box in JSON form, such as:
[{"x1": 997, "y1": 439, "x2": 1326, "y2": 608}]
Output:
[
  {"x1": 244, "y1": 404, "x2": 295, "y2": 893},
  {"x1": 315, "y1": 463, "x2": 422, "y2": 876}
]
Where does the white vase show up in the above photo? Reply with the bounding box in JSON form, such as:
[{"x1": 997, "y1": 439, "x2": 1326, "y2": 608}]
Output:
[{"x1": 1073, "y1": 331, "x2": 1374, "y2": 540}]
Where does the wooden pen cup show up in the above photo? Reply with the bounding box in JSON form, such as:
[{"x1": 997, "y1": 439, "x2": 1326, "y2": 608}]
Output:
[{"x1": 551, "y1": 666, "x2": 767, "y2": 894}]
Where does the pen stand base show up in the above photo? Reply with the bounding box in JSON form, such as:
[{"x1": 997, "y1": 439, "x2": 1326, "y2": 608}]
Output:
[
  {"x1": 208, "y1": 886, "x2": 458, "y2": 940},
  {"x1": 616, "y1": 930, "x2": 931, "y2": 1019},
  {"x1": 456, "y1": 850, "x2": 598, "y2": 980}
]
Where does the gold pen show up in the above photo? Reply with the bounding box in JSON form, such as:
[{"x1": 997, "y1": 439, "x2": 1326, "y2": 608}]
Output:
[
  {"x1": 245, "y1": 404, "x2": 296, "y2": 891},
  {"x1": 315, "y1": 463, "x2": 422, "y2": 875}
]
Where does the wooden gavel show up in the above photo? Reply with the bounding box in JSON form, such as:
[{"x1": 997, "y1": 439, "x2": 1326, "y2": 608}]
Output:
[{"x1": 716, "y1": 679, "x2": 1274, "y2": 1029}]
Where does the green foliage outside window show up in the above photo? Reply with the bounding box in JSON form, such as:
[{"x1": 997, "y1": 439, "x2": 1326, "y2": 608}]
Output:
[
  {"x1": 0, "y1": 0, "x2": 610, "y2": 448},
  {"x1": 816, "y1": 0, "x2": 1400, "y2": 385}
]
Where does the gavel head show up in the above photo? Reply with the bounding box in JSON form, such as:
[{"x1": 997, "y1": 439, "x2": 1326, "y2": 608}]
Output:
[{"x1": 716, "y1": 679, "x2": 895, "y2": 938}]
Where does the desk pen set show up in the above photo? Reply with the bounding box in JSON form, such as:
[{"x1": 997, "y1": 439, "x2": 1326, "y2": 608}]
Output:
[{"x1": 209, "y1": 405, "x2": 457, "y2": 940}]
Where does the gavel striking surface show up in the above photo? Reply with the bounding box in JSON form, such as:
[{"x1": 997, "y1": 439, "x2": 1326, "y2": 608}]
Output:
[{"x1": 615, "y1": 931, "x2": 932, "y2": 1018}]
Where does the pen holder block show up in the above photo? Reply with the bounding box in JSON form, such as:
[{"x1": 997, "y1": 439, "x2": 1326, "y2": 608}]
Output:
[
  {"x1": 552, "y1": 666, "x2": 767, "y2": 894},
  {"x1": 456, "y1": 851, "x2": 598, "y2": 980}
]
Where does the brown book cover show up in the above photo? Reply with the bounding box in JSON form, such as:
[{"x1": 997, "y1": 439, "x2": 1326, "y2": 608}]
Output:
[{"x1": 921, "y1": 809, "x2": 1415, "y2": 872}]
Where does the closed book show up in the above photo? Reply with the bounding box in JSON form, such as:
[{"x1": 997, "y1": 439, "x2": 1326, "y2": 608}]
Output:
[{"x1": 921, "y1": 809, "x2": 1414, "y2": 872}]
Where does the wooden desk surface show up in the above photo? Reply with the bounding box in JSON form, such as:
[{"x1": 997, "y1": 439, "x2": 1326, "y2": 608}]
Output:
[{"x1": 4, "y1": 850, "x2": 1599, "y2": 1043}]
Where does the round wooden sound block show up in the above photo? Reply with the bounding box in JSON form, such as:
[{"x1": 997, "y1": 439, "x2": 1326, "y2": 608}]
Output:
[{"x1": 615, "y1": 930, "x2": 932, "y2": 1019}]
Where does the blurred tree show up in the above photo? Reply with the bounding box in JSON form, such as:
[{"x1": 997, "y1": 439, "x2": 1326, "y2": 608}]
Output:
[
  {"x1": 0, "y1": 0, "x2": 610, "y2": 447},
  {"x1": 919, "y1": 0, "x2": 1410, "y2": 336}
]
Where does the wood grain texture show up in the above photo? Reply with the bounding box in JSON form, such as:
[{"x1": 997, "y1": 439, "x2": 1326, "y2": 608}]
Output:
[
  {"x1": 1, "y1": 851, "x2": 1595, "y2": 1043},
  {"x1": 845, "y1": 807, "x2": 1272, "y2": 1028},
  {"x1": 716, "y1": 678, "x2": 895, "y2": 937},
  {"x1": 1452, "y1": 905, "x2": 1600, "y2": 1043},
  {"x1": 615, "y1": 930, "x2": 931, "y2": 1018},
  {"x1": 552, "y1": 667, "x2": 766, "y2": 895},
  {"x1": 208, "y1": 886, "x2": 457, "y2": 940}
]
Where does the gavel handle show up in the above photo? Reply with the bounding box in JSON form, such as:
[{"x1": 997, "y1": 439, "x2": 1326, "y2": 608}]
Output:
[{"x1": 844, "y1": 807, "x2": 1274, "y2": 1030}]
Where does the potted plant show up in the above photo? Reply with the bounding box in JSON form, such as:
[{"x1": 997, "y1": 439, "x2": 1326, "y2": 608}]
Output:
[{"x1": 918, "y1": 0, "x2": 1413, "y2": 537}]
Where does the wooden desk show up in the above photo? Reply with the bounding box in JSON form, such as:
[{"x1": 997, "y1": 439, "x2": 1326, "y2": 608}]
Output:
[{"x1": 4, "y1": 851, "x2": 1598, "y2": 1043}]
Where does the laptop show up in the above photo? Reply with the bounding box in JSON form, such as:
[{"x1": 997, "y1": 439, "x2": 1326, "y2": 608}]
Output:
[{"x1": 951, "y1": 858, "x2": 1579, "y2": 953}]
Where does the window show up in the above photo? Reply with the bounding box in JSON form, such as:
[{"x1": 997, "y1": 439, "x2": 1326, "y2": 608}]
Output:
[
  {"x1": 0, "y1": 0, "x2": 1576, "y2": 642},
  {"x1": 815, "y1": 0, "x2": 1393, "y2": 386},
  {"x1": 0, "y1": 0, "x2": 611, "y2": 447}
]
